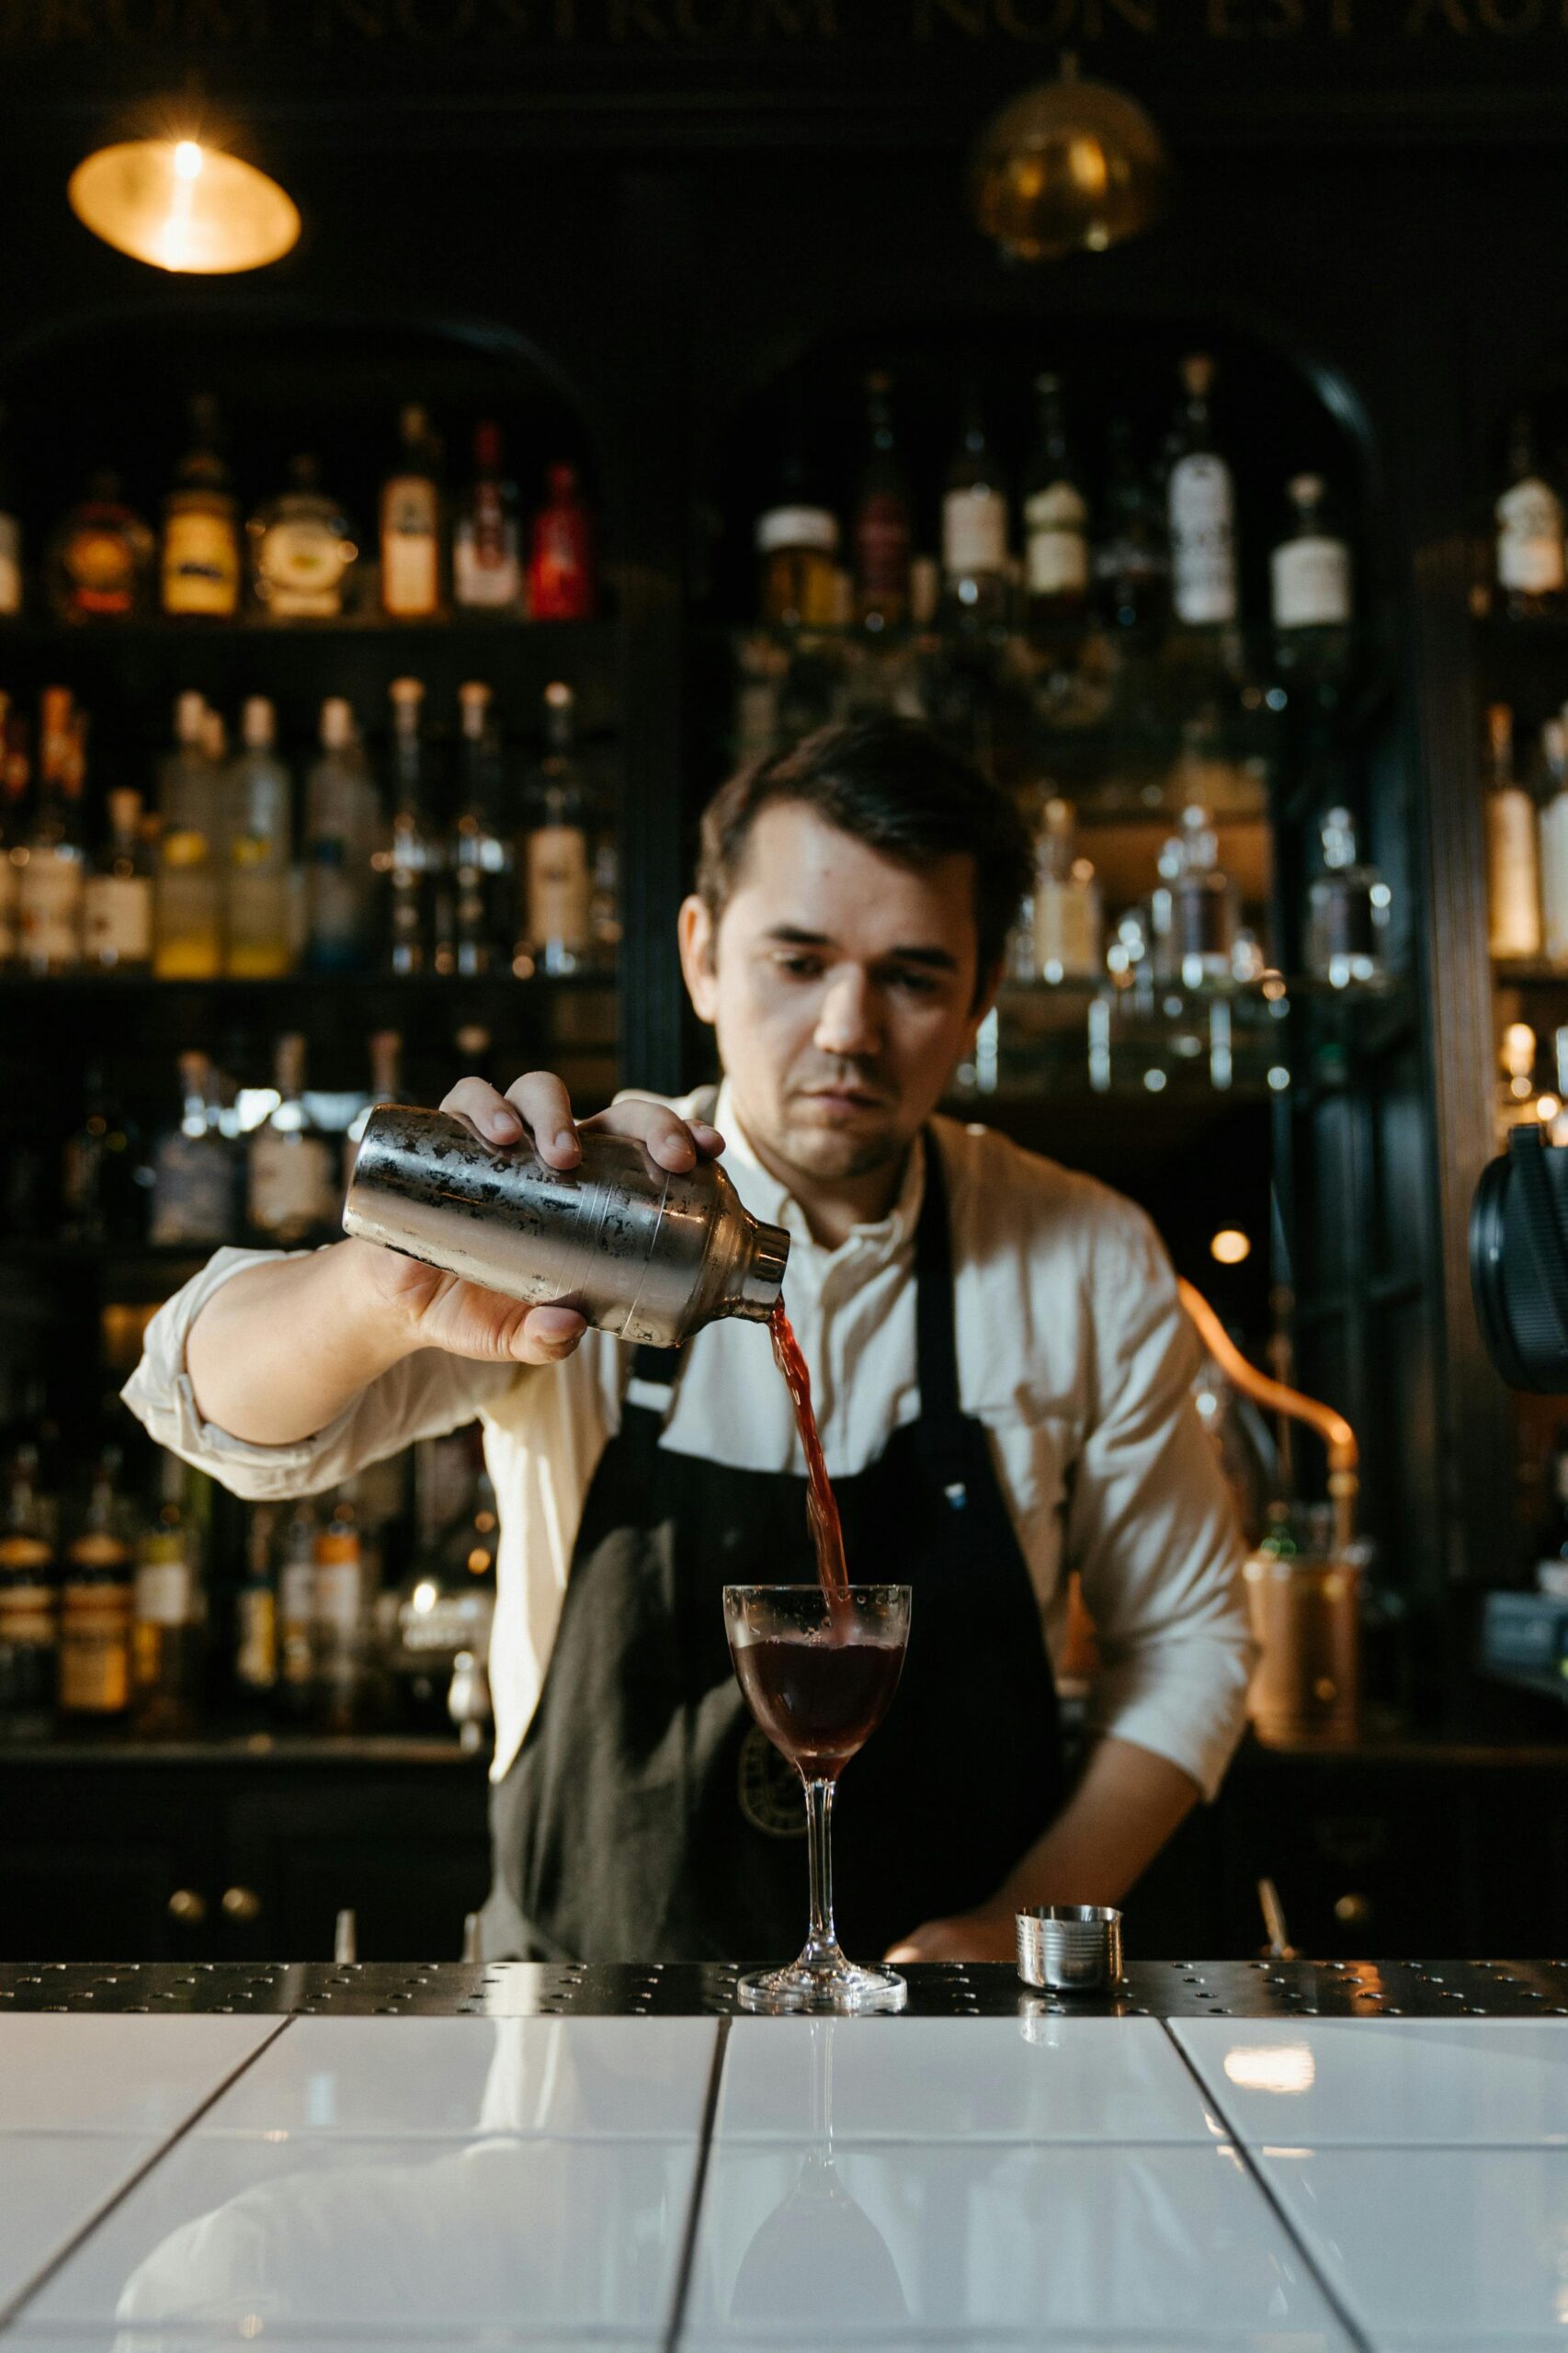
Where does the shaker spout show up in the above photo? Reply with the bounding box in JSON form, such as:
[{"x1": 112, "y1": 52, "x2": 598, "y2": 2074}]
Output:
[{"x1": 734, "y1": 1215, "x2": 790, "y2": 1323}]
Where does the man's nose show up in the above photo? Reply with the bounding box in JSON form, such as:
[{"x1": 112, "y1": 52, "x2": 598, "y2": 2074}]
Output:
[{"x1": 814, "y1": 967, "x2": 881, "y2": 1059}]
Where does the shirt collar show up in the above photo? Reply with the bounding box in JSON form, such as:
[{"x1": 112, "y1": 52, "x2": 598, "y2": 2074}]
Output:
[{"x1": 711, "y1": 1076, "x2": 926, "y2": 1259}]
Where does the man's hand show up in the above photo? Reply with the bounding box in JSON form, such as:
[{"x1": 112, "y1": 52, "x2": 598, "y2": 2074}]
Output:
[
  {"x1": 358, "y1": 1069, "x2": 726, "y2": 1368},
  {"x1": 883, "y1": 1902, "x2": 1018, "y2": 1965}
]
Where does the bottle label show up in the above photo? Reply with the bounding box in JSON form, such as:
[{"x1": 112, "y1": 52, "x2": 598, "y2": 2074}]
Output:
[
  {"x1": 249, "y1": 1131, "x2": 339, "y2": 1240},
  {"x1": 162, "y1": 511, "x2": 241, "y2": 616},
  {"x1": 1033, "y1": 877, "x2": 1103, "y2": 978},
  {"x1": 453, "y1": 517, "x2": 521, "y2": 608},
  {"x1": 1169, "y1": 454, "x2": 1238, "y2": 625},
  {"x1": 1487, "y1": 791, "x2": 1543, "y2": 959},
  {"x1": 0, "y1": 1536, "x2": 55, "y2": 1647},
  {"x1": 225, "y1": 871, "x2": 292, "y2": 976},
  {"x1": 0, "y1": 513, "x2": 21, "y2": 617},
  {"x1": 64, "y1": 527, "x2": 136, "y2": 616},
  {"x1": 855, "y1": 496, "x2": 911, "y2": 603},
  {"x1": 18, "y1": 847, "x2": 84, "y2": 967},
  {"x1": 528, "y1": 826, "x2": 591, "y2": 951},
  {"x1": 149, "y1": 1135, "x2": 236, "y2": 1248},
  {"x1": 236, "y1": 1587, "x2": 278, "y2": 1689},
  {"x1": 315, "y1": 1553, "x2": 363, "y2": 1631},
  {"x1": 1498, "y1": 478, "x2": 1567, "y2": 595},
  {"x1": 259, "y1": 521, "x2": 346, "y2": 617},
  {"x1": 1272, "y1": 535, "x2": 1353, "y2": 630},
  {"x1": 83, "y1": 873, "x2": 153, "y2": 964},
  {"x1": 60, "y1": 1587, "x2": 132, "y2": 1712},
  {"x1": 942, "y1": 485, "x2": 1007, "y2": 577},
  {"x1": 382, "y1": 482, "x2": 440, "y2": 616},
  {"x1": 1025, "y1": 483, "x2": 1090, "y2": 597},
  {"x1": 135, "y1": 1558, "x2": 195, "y2": 1628}
]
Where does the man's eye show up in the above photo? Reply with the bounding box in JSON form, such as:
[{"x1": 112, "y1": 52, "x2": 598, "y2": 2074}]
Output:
[
  {"x1": 891, "y1": 970, "x2": 939, "y2": 995},
  {"x1": 777, "y1": 955, "x2": 822, "y2": 977}
]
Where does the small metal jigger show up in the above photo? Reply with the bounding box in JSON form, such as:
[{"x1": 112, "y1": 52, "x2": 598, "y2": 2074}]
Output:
[{"x1": 1016, "y1": 1904, "x2": 1124, "y2": 1992}]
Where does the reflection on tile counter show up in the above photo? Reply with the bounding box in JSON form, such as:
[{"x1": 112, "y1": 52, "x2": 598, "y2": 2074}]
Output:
[
  {"x1": 0, "y1": 2015, "x2": 280, "y2": 2133},
  {"x1": 0, "y1": 2136, "x2": 163, "y2": 2315},
  {"x1": 1176, "y1": 2016, "x2": 1568, "y2": 2145}
]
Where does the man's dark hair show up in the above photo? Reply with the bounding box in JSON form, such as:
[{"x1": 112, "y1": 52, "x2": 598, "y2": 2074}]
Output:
[{"x1": 696, "y1": 717, "x2": 1034, "y2": 1005}]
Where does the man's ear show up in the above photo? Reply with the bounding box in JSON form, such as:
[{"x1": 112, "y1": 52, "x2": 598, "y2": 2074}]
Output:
[{"x1": 678, "y1": 894, "x2": 719, "y2": 1026}]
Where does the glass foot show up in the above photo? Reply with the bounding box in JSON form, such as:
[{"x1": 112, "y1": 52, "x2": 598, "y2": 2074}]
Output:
[{"x1": 738, "y1": 1957, "x2": 908, "y2": 2015}]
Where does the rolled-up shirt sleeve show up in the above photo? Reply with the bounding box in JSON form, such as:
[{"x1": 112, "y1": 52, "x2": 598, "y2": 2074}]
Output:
[
  {"x1": 1067, "y1": 1210, "x2": 1257, "y2": 1802},
  {"x1": 120, "y1": 1246, "x2": 518, "y2": 1502}
]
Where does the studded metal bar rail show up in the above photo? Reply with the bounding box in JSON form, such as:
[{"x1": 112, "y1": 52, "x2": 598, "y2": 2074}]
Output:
[{"x1": 3, "y1": 1958, "x2": 1567, "y2": 2017}]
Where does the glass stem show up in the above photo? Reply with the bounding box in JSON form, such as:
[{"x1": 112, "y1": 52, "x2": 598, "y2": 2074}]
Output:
[{"x1": 803, "y1": 1775, "x2": 840, "y2": 1960}]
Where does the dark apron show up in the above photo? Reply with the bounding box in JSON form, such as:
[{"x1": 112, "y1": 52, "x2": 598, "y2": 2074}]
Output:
[{"x1": 481, "y1": 1134, "x2": 1065, "y2": 1963}]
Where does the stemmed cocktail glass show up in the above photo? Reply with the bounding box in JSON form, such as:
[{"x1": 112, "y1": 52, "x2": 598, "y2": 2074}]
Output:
[{"x1": 722, "y1": 1582, "x2": 911, "y2": 2014}]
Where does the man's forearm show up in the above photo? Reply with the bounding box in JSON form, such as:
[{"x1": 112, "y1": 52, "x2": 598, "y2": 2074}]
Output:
[
  {"x1": 997, "y1": 1733, "x2": 1200, "y2": 1912},
  {"x1": 186, "y1": 1241, "x2": 414, "y2": 1448}
]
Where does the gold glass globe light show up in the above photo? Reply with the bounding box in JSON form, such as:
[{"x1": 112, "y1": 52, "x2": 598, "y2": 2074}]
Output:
[
  {"x1": 970, "y1": 59, "x2": 1168, "y2": 264},
  {"x1": 68, "y1": 139, "x2": 300, "y2": 275}
]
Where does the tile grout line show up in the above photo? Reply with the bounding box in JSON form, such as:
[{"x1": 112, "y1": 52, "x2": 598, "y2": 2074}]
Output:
[
  {"x1": 662, "y1": 2013, "x2": 730, "y2": 2353},
  {"x1": 0, "y1": 2012, "x2": 298, "y2": 2336},
  {"x1": 1157, "y1": 2018, "x2": 1376, "y2": 2353}
]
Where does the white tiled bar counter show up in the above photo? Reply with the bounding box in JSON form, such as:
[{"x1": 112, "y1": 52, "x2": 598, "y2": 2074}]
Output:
[{"x1": 3, "y1": 1960, "x2": 1568, "y2": 2351}]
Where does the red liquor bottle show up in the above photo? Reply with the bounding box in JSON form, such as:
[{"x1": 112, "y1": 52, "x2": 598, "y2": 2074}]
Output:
[{"x1": 528, "y1": 462, "x2": 596, "y2": 620}]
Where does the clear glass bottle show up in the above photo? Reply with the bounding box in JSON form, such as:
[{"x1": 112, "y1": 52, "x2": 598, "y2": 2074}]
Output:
[
  {"x1": 17, "y1": 687, "x2": 85, "y2": 972},
  {"x1": 1024, "y1": 372, "x2": 1090, "y2": 625},
  {"x1": 1175, "y1": 805, "x2": 1239, "y2": 987},
  {"x1": 313, "y1": 1485, "x2": 374, "y2": 1734},
  {"x1": 452, "y1": 419, "x2": 522, "y2": 612},
  {"x1": 380, "y1": 403, "x2": 444, "y2": 620},
  {"x1": 1496, "y1": 412, "x2": 1566, "y2": 620},
  {"x1": 1484, "y1": 701, "x2": 1542, "y2": 961},
  {"x1": 61, "y1": 1064, "x2": 145, "y2": 1245},
  {"x1": 249, "y1": 455, "x2": 358, "y2": 620},
  {"x1": 131, "y1": 1454, "x2": 205, "y2": 1739},
  {"x1": 82, "y1": 787, "x2": 153, "y2": 972},
  {"x1": 149, "y1": 1051, "x2": 241, "y2": 1248},
  {"x1": 1499, "y1": 1020, "x2": 1543, "y2": 1136},
  {"x1": 528, "y1": 461, "x2": 596, "y2": 621},
  {"x1": 153, "y1": 689, "x2": 223, "y2": 979},
  {"x1": 58, "y1": 1446, "x2": 134, "y2": 1732},
  {"x1": 1094, "y1": 417, "x2": 1167, "y2": 635},
  {"x1": 523, "y1": 680, "x2": 592, "y2": 975},
  {"x1": 248, "y1": 1032, "x2": 339, "y2": 1247},
  {"x1": 234, "y1": 1505, "x2": 278, "y2": 1710},
  {"x1": 1305, "y1": 808, "x2": 1390, "y2": 989},
  {"x1": 1167, "y1": 354, "x2": 1238, "y2": 630},
  {"x1": 305, "y1": 697, "x2": 381, "y2": 972},
  {"x1": 1031, "y1": 797, "x2": 1103, "y2": 983},
  {"x1": 0, "y1": 1443, "x2": 58, "y2": 1742},
  {"x1": 381, "y1": 676, "x2": 437, "y2": 976},
  {"x1": 276, "y1": 1497, "x2": 319, "y2": 1723},
  {"x1": 343, "y1": 1029, "x2": 403, "y2": 1192},
  {"x1": 852, "y1": 371, "x2": 911, "y2": 632},
  {"x1": 162, "y1": 392, "x2": 242, "y2": 619},
  {"x1": 0, "y1": 402, "x2": 23, "y2": 619},
  {"x1": 225, "y1": 695, "x2": 294, "y2": 977},
  {"x1": 48, "y1": 469, "x2": 154, "y2": 624},
  {"x1": 1270, "y1": 473, "x2": 1353, "y2": 672},
  {"x1": 942, "y1": 389, "x2": 1009, "y2": 630},
  {"x1": 453, "y1": 679, "x2": 510, "y2": 977}
]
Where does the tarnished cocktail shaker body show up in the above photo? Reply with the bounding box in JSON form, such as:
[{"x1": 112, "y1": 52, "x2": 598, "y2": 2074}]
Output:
[{"x1": 342, "y1": 1105, "x2": 790, "y2": 1348}]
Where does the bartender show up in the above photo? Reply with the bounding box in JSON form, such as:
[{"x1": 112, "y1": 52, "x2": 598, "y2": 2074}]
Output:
[{"x1": 124, "y1": 715, "x2": 1255, "y2": 1965}]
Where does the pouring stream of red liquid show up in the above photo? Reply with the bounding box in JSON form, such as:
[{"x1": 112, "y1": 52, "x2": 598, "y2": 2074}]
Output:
[{"x1": 768, "y1": 1296, "x2": 849, "y2": 1608}]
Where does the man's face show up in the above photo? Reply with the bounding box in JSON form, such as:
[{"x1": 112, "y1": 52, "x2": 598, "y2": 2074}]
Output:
[{"x1": 678, "y1": 801, "x2": 993, "y2": 1186}]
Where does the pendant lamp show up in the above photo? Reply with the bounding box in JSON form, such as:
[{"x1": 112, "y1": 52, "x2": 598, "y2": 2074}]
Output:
[
  {"x1": 68, "y1": 138, "x2": 300, "y2": 275},
  {"x1": 970, "y1": 57, "x2": 1168, "y2": 264}
]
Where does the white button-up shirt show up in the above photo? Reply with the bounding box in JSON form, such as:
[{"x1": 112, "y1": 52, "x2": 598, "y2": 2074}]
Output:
[{"x1": 123, "y1": 1083, "x2": 1256, "y2": 1800}]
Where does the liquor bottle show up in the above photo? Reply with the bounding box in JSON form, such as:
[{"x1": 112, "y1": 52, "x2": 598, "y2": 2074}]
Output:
[
  {"x1": 757, "y1": 458, "x2": 840, "y2": 631},
  {"x1": 1095, "y1": 418, "x2": 1167, "y2": 634},
  {"x1": 852, "y1": 371, "x2": 912, "y2": 632},
  {"x1": 942, "y1": 390, "x2": 1009, "y2": 629},
  {"x1": 234, "y1": 1505, "x2": 278, "y2": 1708},
  {"x1": 313, "y1": 1485, "x2": 373, "y2": 1734},
  {"x1": 343, "y1": 1029, "x2": 403, "y2": 1190},
  {"x1": 528, "y1": 461, "x2": 596, "y2": 620},
  {"x1": 1175, "y1": 805, "x2": 1239, "y2": 986},
  {"x1": 1270, "y1": 473, "x2": 1353, "y2": 669},
  {"x1": 0, "y1": 1444, "x2": 57, "y2": 1741},
  {"x1": 276, "y1": 1497, "x2": 318, "y2": 1722},
  {"x1": 589, "y1": 829, "x2": 621, "y2": 971},
  {"x1": 48, "y1": 469, "x2": 154, "y2": 624},
  {"x1": 0, "y1": 402, "x2": 22, "y2": 620},
  {"x1": 305, "y1": 697, "x2": 380, "y2": 972},
  {"x1": 523, "y1": 680, "x2": 592, "y2": 975},
  {"x1": 453, "y1": 678, "x2": 510, "y2": 976},
  {"x1": 225, "y1": 696, "x2": 294, "y2": 977},
  {"x1": 1030, "y1": 797, "x2": 1103, "y2": 983},
  {"x1": 58, "y1": 1447, "x2": 134, "y2": 1731},
  {"x1": 61, "y1": 1065, "x2": 146, "y2": 1245},
  {"x1": 247, "y1": 1032, "x2": 338, "y2": 1247},
  {"x1": 162, "y1": 393, "x2": 242, "y2": 619},
  {"x1": 387, "y1": 1459, "x2": 497, "y2": 1733},
  {"x1": 149, "y1": 1051, "x2": 241, "y2": 1248},
  {"x1": 17, "y1": 687, "x2": 85, "y2": 972},
  {"x1": 131, "y1": 1454, "x2": 205, "y2": 1739},
  {"x1": 1496, "y1": 414, "x2": 1566, "y2": 620},
  {"x1": 1023, "y1": 373, "x2": 1090, "y2": 625},
  {"x1": 249, "y1": 454, "x2": 358, "y2": 620},
  {"x1": 1167, "y1": 355, "x2": 1238, "y2": 630},
  {"x1": 1499, "y1": 1020, "x2": 1542, "y2": 1135},
  {"x1": 81, "y1": 788, "x2": 154, "y2": 973},
  {"x1": 1484, "y1": 702, "x2": 1542, "y2": 961},
  {"x1": 380, "y1": 403, "x2": 444, "y2": 620},
  {"x1": 0, "y1": 693, "x2": 20, "y2": 966},
  {"x1": 382, "y1": 676, "x2": 437, "y2": 975},
  {"x1": 153, "y1": 691, "x2": 223, "y2": 979},
  {"x1": 452, "y1": 420, "x2": 522, "y2": 612},
  {"x1": 1540, "y1": 721, "x2": 1568, "y2": 969},
  {"x1": 1305, "y1": 808, "x2": 1390, "y2": 989}
]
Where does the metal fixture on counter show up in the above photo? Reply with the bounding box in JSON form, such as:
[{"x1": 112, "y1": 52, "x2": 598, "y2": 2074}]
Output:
[
  {"x1": 335, "y1": 1909, "x2": 358, "y2": 1964},
  {"x1": 68, "y1": 136, "x2": 301, "y2": 274},
  {"x1": 1257, "y1": 1878, "x2": 1299, "y2": 1961},
  {"x1": 970, "y1": 56, "x2": 1169, "y2": 264},
  {"x1": 1017, "y1": 1904, "x2": 1124, "y2": 1993}
]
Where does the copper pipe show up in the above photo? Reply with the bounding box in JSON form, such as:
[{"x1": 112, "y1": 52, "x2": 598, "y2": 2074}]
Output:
[{"x1": 1179, "y1": 1277, "x2": 1359, "y2": 1552}]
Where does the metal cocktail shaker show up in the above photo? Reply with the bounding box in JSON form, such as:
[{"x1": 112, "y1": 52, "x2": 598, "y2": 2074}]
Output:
[{"x1": 342, "y1": 1104, "x2": 790, "y2": 1348}]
